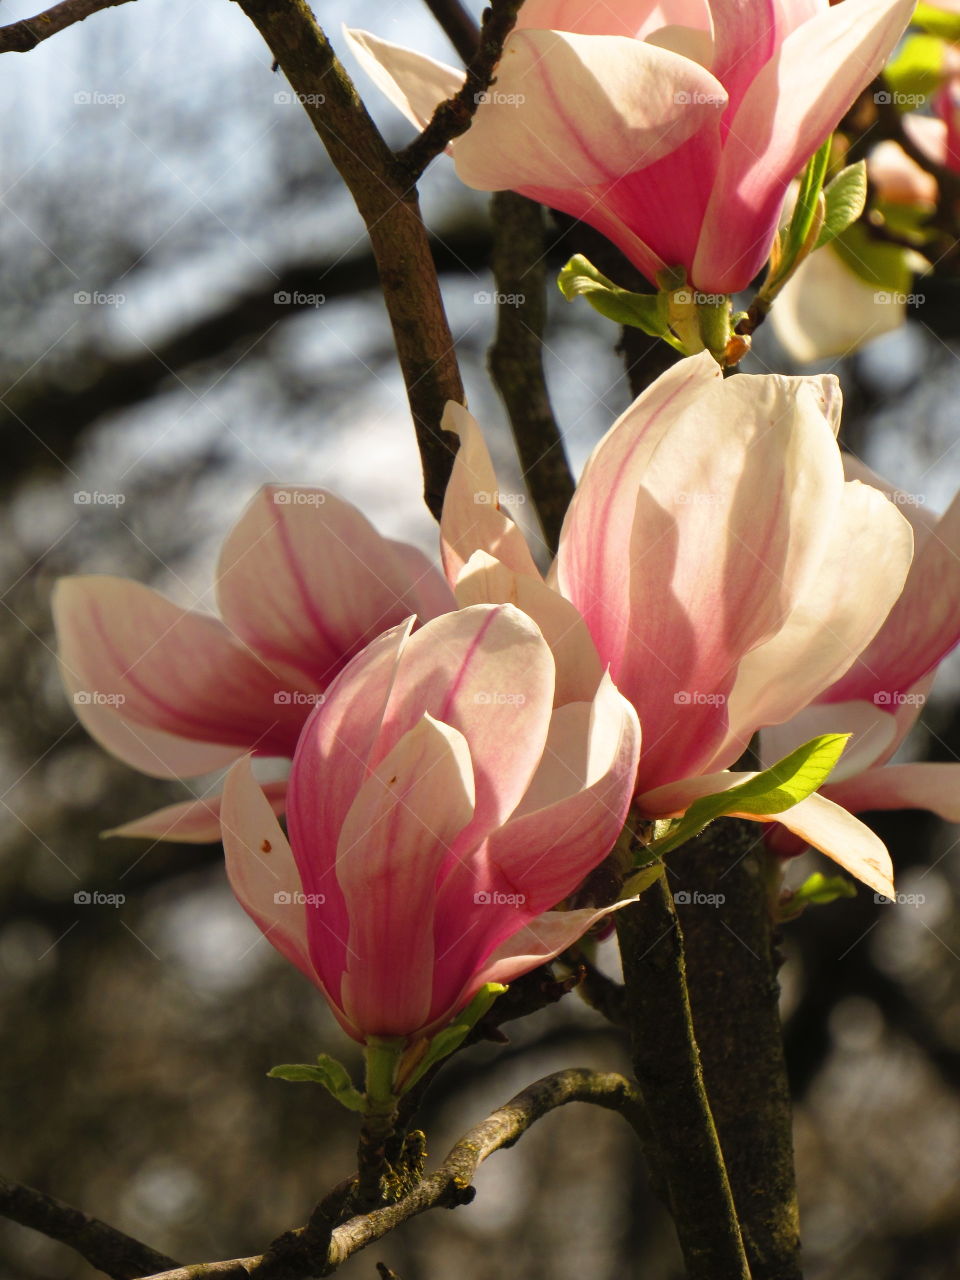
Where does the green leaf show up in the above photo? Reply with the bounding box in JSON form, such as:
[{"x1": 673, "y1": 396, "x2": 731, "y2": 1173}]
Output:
[
  {"x1": 399, "y1": 983, "x2": 507, "y2": 1093},
  {"x1": 621, "y1": 859, "x2": 666, "y2": 899},
  {"x1": 913, "y1": 4, "x2": 960, "y2": 40},
  {"x1": 558, "y1": 255, "x2": 679, "y2": 344},
  {"x1": 816, "y1": 161, "x2": 867, "y2": 248},
  {"x1": 650, "y1": 734, "x2": 850, "y2": 856},
  {"x1": 781, "y1": 871, "x2": 857, "y2": 919},
  {"x1": 883, "y1": 32, "x2": 945, "y2": 102},
  {"x1": 268, "y1": 1053, "x2": 367, "y2": 1112},
  {"x1": 832, "y1": 221, "x2": 914, "y2": 293}
]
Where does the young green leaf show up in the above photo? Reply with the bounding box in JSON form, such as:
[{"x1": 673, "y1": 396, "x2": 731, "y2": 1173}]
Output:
[
  {"x1": 650, "y1": 734, "x2": 850, "y2": 856},
  {"x1": 398, "y1": 983, "x2": 507, "y2": 1093},
  {"x1": 780, "y1": 871, "x2": 857, "y2": 920},
  {"x1": 816, "y1": 161, "x2": 868, "y2": 248},
  {"x1": 268, "y1": 1053, "x2": 367, "y2": 1112},
  {"x1": 558, "y1": 255, "x2": 680, "y2": 345}
]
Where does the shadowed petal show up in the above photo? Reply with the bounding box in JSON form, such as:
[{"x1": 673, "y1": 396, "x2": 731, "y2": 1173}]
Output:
[{"x1": 53, "y1": 576, "x2": 311, "y2": 775}]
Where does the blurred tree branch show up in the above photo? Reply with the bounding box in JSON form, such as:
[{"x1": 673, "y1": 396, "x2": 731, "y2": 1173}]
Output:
[
  {"x1": 0, "y1": 1070, "x2": 643, "y2": 1280},
  {"x1": 0, "y1": 0, "x2": 136, "y2": 53},
  {"x1": 422, "y1": 0, "x2": 479, "y2": 63},
  {"x1": 2, "y1": 225, "x2": 492, "y2": 494},
  {"x1": 0, "y1": 1174, "x2": 178, "y2": 1279}
]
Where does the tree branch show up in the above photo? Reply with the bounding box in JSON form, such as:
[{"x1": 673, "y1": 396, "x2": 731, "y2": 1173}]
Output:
[
  {"x1": 616, "y1": 869, "x2": 751, "y2": 1280},
  {"x1": 488, "y1": 192, "x2": 574, "y2": 556},
  {"x1": 135, "y1": 1069, "x2": 644, "y2": 1279},
  {"x1": 674, "y1": 819, "x2": 801, "y2": 1280},
  {"x1": 0, "y1": 1174, "x2": 178, "y2": 1279},
  {"x1": 397, "y1": 0, "x2": 526, "y2": 183},
  {"x1": 421, "y1": 0, "x2": 479, "y2": 63},
  {"x1": 0, "y1": 0, "x2": 136, "y2": 53},
  {"x1": 232, "y1": 0, "x2": 463, "y2": 520}
]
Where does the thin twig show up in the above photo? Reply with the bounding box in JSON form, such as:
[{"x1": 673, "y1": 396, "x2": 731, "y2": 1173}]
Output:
[
  {"x1": 233, "y1": 0, "x2": 463, "y2": 520},
  {"x1": 422, "y1": 0, "x2": 479, "y2": 63},
  {"x1": 0, "y1": 1174, "x2": 178, "y2": 1279},
  {"x1": 488, "y1": 192, "x2": 574, "y2": 555},
  {"x1": 0, "y1": 0, "x2": 136, "y2": 53},
  {"x1": 138, "y1": 1070, "x2": 644, "y2": 1279},
  {"x1": 398, "y1": 0, "x2": 526, "y2": 183}
]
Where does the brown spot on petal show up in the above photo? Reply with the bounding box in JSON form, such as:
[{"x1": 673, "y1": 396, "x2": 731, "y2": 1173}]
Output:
[{"x1": 261, "y1": 839, "x2": 272, "y2": 853}]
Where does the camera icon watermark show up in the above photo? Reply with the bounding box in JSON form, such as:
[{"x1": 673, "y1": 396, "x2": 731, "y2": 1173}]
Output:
[
  {"x1": 273, "y1": 890, "x2": 326, "y2": 905},
  {"x1": 873, "y1": 690, "x2": 925, "y2": 707},
  {"x1": 74, "y1": 890, "x2": 125, "y2": 906},
  {"x1": 474, "y1": 890, "x2": 527, "y2": 905},
  {"x1": 273, "y1": 690, "x2": 325, "y2": 706},
  {"x1": 874, "y1": 89, "x2": 925, "y2": 107},
  {"x1": 273, "y1": 290, "x2": 325, "y2": 307},
  {"x1": 74, "y1": 90, "x2": 125, "y2": 108},
  {"x1": 674, "y1": 690, "x2": 726, "y2": 706},
  {"x1": 274, "y1": 90, "x2": 325, "y2": 106},
  {"x1": 474, "y1": 690, "x2": 526, "y2": 706},
  {"x1": 473, "y1": 91, "x2": 525, "y2": 106},
  {"x1": 74, "y1": 291, "x2": 125, "y2": 307},
  {"x1": 674, "y1": 890, "x2": 725, "y2": 907},
  {"x1": 73, "y1": 691, "x2": 125, "y2": 707},
  {"x1": 874, "y1": 291, "x2": 925, "y2": 306},
  {"x1": 74, "y1": 490, "x2": 126, "y2": 506},
  {"x1": 273, "y1": 489, "x2": 326, "y2": 506}
]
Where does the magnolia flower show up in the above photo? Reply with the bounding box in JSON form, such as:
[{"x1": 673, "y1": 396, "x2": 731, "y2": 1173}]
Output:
[
  {"x1": 762, "y1": 461, "x2": 960, "y2": 825},
  {"x1": 772, "y1": 142, "x2": 936, "y2": 363},
  {"x1": 348, "y1": 0, "x2": 913, "y2": 293},
  {"x1": 220, "y1": 604, "x2": 641, "y2": 1043},
  {"x1": 439, "y1": 354, "x2": 914, "y2": 897},
  {"x1": 53, "y1": 486, "x2": 453, "y2": 842}
]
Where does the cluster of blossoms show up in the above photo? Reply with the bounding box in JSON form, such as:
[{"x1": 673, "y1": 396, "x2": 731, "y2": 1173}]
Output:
[
  {"x1": 54, "y1": 355, "x2": 960, "y2": 1054},
  {"x1": 53, "y1": 0, "x2": 960, "y2": 1075}
]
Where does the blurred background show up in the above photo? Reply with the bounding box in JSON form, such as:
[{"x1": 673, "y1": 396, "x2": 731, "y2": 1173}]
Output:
[{"x1": 1, "y1": 1, "x2": 959, "y2": 1276}]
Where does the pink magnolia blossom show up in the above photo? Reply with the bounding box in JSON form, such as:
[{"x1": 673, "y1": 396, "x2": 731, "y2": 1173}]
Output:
[
  {"x1": 347, "y1": 0, "x2": 913, "y2": 293},
  {"x1": 220, "y1": 604, "x2": 641, "y2": 1043},
  {"x1": 762, "y1": 460, "x2": 960, "y2": 827},
  {"x1": 53, "y1": 486, "x2": 454, "y2": 842},
  {"x1": 439, "y1": 354, "x2": 914, "y2": 897}
]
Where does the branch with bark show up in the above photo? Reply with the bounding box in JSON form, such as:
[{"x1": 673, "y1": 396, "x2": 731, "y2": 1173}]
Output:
[
  {"x1": 616, "y1": 867, "x2": 751, "y2": 1280},
  {"x1": 0, "y1": 1174, "x2": 177, "y2": 1279},
  {"x1": 0, "y1": 0, "x2": 136, "y2": 53},
  {"x1": 488, "y1": 191, "x2": 575, "y2": 556},
  {"x1": 232, "y1": 0, "x2": 523, "y2": 521},
  {"x1": 398, "y1": 0, "x2": 526, "y2": 181},
  {"x1": 0, "y1": 1070, "x2": 644, "y2": 1280},
  {"x1": 231, "y1": 0, "x2": 465, "y2": 519}
]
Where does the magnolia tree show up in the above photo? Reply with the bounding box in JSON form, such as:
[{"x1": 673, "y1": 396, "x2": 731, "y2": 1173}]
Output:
[{"x1": 3, "y1": 0, "x2": 960, "y2": 1277}]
